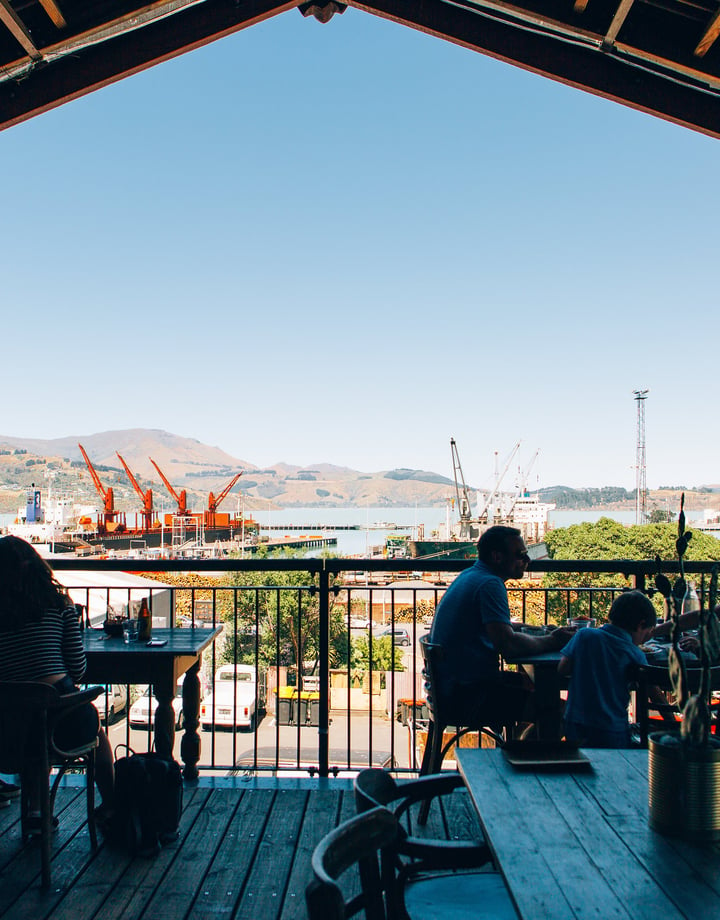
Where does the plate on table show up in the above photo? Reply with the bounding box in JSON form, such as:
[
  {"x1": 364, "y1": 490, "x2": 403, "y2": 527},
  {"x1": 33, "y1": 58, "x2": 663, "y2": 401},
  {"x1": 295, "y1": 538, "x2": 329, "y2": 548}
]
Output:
[{"x1": 502, "y1": 740, "x2": 592, "y2": 771}]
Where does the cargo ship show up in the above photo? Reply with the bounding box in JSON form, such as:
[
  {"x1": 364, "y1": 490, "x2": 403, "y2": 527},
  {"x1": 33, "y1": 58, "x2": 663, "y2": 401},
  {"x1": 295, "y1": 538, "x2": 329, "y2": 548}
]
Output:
[
  {"x1": 8, "y1": 444, "x2": 258, "y2": 554},
  {"x1": 8, "y1": 485, "x2": 259, "y2": 554},
  {"x1": 405, "y1": 439, "x2": 554, "y2": 560}
]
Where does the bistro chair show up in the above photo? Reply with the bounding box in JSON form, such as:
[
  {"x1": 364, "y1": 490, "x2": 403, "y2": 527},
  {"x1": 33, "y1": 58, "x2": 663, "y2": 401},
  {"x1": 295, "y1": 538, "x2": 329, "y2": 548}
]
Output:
[
  {"x1": 306, "y1": 806, "x2": 396, "y2": 920},
  {"x1": 418, "y1": 637, "x2": 505, "y2": 824},
  {"x1": 353, "y1": 768, "x2": 491, "y2": 870},
  {"x1": 635, "y1": 663, "x2": 720, "y2": 747},
  {"x1": 0, "y1": 681, "x2": 103, "y2": 889},
  {"x1": 307, "y1": 805, "x2": 516, "y2": 920}
]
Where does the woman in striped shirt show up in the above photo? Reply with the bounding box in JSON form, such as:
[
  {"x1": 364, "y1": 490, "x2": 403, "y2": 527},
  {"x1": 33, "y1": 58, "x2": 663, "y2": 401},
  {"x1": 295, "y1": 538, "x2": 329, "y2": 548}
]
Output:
[{"x1": 0, "y1": 535, "x2": 114, "y2": 831}]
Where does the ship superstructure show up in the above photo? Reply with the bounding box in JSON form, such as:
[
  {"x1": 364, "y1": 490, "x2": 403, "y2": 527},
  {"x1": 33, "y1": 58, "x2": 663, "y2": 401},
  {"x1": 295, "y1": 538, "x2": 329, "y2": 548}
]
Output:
[{"x1": 408, "y1": 439, "x2": 554, "y2": 559}]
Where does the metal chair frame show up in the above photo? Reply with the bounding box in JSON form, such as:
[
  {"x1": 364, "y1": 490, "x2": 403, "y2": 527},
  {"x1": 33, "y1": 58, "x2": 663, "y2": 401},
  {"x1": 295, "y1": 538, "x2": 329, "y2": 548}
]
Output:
[
  {"x1": 354, "y1": 767, "x2": 491, "y2": 869},
  {"x1": 418, "y1": 636, "x2": 505, "y2": 824},
  {"x1": 0, "y1": 681, "x2": 103, "y2": 888}
]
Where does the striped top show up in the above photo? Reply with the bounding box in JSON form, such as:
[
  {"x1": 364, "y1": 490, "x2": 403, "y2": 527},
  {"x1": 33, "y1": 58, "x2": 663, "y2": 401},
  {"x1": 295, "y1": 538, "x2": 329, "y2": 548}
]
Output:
[{"x1": 0, "y1": 605, "x2": 86, "y2": 683}]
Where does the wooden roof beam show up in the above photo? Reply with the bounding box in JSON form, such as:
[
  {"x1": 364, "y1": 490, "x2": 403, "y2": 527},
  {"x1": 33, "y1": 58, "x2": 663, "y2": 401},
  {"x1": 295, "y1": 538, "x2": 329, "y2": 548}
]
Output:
[
  {"x1": 602, "y1": 0, "x2": 635, "y2": 49},
  {"x1": 0, "y1": 0, "x2": 41, "y2": 59},
  {"x1": 695, "y1": 8, "x2": 720, "y2": 57},
  {"x1": 38, "y1": 1, "x2": 67, "y2": 30}
]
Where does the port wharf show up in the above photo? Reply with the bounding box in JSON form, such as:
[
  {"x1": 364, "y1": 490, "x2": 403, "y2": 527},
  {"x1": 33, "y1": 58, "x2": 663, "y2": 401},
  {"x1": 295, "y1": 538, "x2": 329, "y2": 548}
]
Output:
[
  {"x1": 262, "y1": 535, "x2": 336, "y2": 551},
  {"x1": 262, "y1": 523, "x2": 412, "y2": 531}
]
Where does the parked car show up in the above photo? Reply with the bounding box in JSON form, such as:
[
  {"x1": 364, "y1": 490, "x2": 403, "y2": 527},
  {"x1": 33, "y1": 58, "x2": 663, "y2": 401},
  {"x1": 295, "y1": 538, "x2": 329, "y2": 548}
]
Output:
[
  {"x1": 81, "y1": 684, "x2": 127, "y2": 724},
  {"x1": 377, "y1": 627, "x2": 412, "y2": 647},
  {"x1": 129, "y1": 679, "x2": 186, "y2": 730},
  {"x1": 200, "y1": 664, "x2": 265, "y2": 732}
]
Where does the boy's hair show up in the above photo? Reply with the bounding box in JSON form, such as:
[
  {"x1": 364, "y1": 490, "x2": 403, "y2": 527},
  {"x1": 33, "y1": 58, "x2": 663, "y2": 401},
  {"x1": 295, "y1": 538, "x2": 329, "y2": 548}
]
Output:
[
  {"x1": 608, "y1": 590, "x2": 656, "y2": 631},
  {"x1": 477, "y1": 526, "x2": 522, "y2": 561}
]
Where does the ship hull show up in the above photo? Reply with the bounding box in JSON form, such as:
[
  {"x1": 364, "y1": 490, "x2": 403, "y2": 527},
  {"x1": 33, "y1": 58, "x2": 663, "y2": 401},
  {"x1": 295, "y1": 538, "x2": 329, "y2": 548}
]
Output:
[
  {"x1": 60, "y1": 525, "x2": 243, "y2": 553},
  {"x1": 408, "y1": 540, "x2": 477, "y2": 560}
]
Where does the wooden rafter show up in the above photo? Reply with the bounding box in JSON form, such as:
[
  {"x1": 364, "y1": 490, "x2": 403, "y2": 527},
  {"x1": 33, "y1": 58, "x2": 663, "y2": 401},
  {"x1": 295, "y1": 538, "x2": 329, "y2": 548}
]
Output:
[
  {"x1": 38, "y1": 0, "x2": 67, "y2": 30},
  {"x1": 695, "y1": 8, "x2": 720, "y2": 58},
  {"x1": 602, "y1": 0, "x2": 635, "y2": 49},
  {"x1": 0, "y1": 0, "x2": 41, "y2": 59},
  {"x1": 1, "y1": 0, "x2": 720, "y2": 139}
]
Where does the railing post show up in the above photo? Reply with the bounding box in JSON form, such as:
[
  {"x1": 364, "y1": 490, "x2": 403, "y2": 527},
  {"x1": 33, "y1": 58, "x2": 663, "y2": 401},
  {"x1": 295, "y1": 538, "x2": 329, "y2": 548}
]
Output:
[
  {"x1": 318, "y1": 563, "x2": 330, "y2": 778},
  {"x1": 635, "y1": 568, "x2": 646, "y2": 593}
]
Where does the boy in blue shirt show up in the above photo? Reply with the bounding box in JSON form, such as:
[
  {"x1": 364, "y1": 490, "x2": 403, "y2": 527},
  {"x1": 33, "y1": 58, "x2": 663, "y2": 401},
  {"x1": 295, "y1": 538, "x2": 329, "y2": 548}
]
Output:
[{"x1": 558, "y1": 591, "x2": 656, "y2": 748}]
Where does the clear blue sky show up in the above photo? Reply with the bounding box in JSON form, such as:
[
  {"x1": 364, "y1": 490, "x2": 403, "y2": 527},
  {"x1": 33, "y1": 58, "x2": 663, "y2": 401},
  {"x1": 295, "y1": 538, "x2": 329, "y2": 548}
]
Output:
[{"x1": 1, "y1": 9, "x2": 717, "y2": 492}]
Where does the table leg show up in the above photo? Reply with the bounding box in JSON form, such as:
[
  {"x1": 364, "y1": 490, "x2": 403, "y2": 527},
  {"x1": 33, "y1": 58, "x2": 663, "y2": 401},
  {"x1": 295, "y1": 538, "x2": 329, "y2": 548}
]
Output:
[
  {"x1": 180, "y1": 662, "x2": 201, "y2": 781},
  {"x1": 153, "y1": 681, "x2": 176, "y2": 759}
]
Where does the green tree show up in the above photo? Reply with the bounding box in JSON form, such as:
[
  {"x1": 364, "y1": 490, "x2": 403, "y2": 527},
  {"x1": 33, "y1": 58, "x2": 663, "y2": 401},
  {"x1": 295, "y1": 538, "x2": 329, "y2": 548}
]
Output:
[
  {"x1": 543, "y1": 518, "x2": 720, "y2": 621},
  {"x1": 350, "y1": 635, "x2": 405, "y2": 672},
  {"x1": 223, "y1": 550, "x2": 349, "y2": 674}
]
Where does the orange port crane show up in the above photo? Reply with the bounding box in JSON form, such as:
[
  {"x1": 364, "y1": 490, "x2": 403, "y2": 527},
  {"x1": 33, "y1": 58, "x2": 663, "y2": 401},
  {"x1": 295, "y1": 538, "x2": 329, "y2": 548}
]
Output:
[
  {"x1": 206, "y1": 472, "x2": 242, "y2": 527},
  {"x1": 149, "y1": 458, "x2": 189, "y2": 516},
  {"x1": 117, "y1": 452, "x2": 154, "y2": 530},
  {"x1": 77, "y1": 443, "x2": 123, "y2": 530}
]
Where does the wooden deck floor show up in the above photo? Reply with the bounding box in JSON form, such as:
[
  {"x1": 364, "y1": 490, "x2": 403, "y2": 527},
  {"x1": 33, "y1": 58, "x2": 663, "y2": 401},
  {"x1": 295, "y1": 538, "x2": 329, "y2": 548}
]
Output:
[{"x1": 0, "y1": 777, "x2": 483, "y2": 920}]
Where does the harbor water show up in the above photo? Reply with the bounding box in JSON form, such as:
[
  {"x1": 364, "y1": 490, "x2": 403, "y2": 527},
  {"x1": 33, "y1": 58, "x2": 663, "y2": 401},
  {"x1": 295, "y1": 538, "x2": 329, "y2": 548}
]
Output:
[
  {"x1": 255, "y1": 506, "x2": 642, "y2": 557},
  {"x1": 3, "y1": 506, "x2": 700, "y2": 558}
]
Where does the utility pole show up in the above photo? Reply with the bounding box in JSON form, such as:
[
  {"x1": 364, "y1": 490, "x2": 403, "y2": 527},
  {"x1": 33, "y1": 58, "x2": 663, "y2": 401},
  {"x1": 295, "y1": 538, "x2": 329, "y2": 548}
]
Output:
[{"x1": 633, "y1": 389, "x2": 649, "y2": 524}]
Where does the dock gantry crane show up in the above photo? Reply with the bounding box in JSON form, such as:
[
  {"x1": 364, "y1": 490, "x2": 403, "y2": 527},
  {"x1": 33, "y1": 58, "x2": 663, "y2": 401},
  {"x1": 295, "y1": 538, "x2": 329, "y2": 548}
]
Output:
[
  {"x1": 476, "y1": 441, "x2": 521, "y2": 525},
  {"x1": 450, "y1": 438, "x2": 475, "y2": 540},
  {"x1": 77, "y1": 443, "x2": 123, "y2": 531},
  {"x1": 117, "y1": 452, "x2": 154, "y2": 530},
  {"x1": 149, "y1": 458, "x2": 189, "y2": 516},
  {"x1": 206, "y1": 472, "x2": 242, "y2": 528}
]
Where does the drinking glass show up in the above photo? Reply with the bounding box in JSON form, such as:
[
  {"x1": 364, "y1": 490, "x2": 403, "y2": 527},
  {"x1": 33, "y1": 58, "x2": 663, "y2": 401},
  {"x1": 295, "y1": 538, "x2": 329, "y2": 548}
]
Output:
[{"x1": 123, "y1": 619, "x2": 139, "y2": 643}]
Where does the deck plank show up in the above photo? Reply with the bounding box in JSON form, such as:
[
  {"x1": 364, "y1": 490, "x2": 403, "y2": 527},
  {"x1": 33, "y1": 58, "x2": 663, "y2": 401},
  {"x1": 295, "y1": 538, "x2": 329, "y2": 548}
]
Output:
[
  {"x1": 186, "y1": 787, "x2": 276, "y2": 920},
  {"x1": 280, "y1": 787, "x2": 344, "y2": 920},
  {"x1": 87, "y1": 787, "x2": 211, "y2": 920},
  {"x1": 0, "y1": 778, "x2": 479, "y2": 920},
  {"x1": 0, "y1": 787, "x2": 84, "y2": 916},
  {"x1": 234, "y1": 789, "x2": 308, "y2": 920},
  {"x1": 140, "y1": 788, "x2": 244, "y2": 920}
]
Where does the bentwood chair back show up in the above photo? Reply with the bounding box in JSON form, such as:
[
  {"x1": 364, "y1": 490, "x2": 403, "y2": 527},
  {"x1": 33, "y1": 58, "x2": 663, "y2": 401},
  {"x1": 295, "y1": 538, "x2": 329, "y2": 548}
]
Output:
[
  {"x1": 353, "y1": 768, "x2": 491, "y2": 869},
  {"x1": 0, "y1": 681, "x2": 103, "y2": 888},
  {"x1": 307, "y1": 803, "x2": 516, "y2": 920},
  {"x1": 306, "y1": 806, "x2": 395, "y2": 920}
]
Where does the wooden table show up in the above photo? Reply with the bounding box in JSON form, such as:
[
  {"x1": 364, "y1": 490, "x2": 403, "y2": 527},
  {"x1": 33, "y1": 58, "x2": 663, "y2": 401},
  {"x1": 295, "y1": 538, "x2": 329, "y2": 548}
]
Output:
[
  {"x1": 504, "y1": 650, "x2": 567, "y2": 740},
  {"x1": 456, "y1": 748, "x2": 720, "y2": 920},
  {"x1": 82, "y1": 626, "x2": 221, "y2": 780}
]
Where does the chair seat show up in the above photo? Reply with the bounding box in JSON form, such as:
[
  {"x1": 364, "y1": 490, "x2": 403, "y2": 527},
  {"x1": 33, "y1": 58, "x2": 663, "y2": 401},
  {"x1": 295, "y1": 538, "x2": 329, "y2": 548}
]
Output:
[{"x1": 404, "y1": 870, "x2": 517, "y2": 920}]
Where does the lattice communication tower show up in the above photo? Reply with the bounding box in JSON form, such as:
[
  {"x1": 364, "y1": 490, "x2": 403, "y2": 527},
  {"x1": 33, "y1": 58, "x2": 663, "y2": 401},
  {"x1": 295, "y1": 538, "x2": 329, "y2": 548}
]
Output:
[{"x1": 633, "y1": 389, "x2": 649, "y2": 524}]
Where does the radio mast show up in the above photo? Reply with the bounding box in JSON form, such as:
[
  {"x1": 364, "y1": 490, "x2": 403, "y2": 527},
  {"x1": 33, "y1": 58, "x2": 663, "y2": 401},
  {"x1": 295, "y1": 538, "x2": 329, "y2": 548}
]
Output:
[{"x1": 633, "y1": 389, "x2": 649, "y2": 524}]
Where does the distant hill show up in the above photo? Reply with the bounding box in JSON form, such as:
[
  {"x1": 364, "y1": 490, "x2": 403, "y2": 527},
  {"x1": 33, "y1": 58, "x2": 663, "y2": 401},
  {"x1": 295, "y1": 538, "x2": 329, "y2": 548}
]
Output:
[
  {"x1": 0, "y1": 429, "x2": 456, "y2": 513},
  {"x1": 0, "y1": 430, "x2": 256, "y2": 481},
  {"x1": 0, "y1": 430, "x2": 717, "y2": 516}
]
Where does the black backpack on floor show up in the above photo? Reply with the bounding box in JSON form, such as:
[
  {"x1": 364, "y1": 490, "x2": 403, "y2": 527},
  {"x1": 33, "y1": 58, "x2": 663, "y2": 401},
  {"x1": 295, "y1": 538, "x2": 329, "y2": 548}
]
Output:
[{"x1": 111, "y1": 747, "x2": 183, "y2": 857}]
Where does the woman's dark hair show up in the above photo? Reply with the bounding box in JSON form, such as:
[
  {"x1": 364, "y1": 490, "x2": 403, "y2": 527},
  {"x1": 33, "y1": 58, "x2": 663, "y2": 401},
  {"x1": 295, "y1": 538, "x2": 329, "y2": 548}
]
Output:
[{"x1": 0, "y1": 535, "x2": 68, "y2": 629}]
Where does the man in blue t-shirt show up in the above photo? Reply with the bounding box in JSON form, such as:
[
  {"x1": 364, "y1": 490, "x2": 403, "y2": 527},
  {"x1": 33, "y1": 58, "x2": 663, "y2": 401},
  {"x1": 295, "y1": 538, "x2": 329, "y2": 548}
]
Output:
[
  {"x1": 430, "y1": 526, "x2": 573, "y2": 732},
  {"x1": 559, "y1": 590, "x2": 656, "y2": 747}
]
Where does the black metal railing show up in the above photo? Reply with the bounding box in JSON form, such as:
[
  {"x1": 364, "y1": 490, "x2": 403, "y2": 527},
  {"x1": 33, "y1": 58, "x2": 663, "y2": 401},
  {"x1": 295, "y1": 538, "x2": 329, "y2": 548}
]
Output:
[{"x1": 51, "y1": 556, "x2": 718, "y2": 777}]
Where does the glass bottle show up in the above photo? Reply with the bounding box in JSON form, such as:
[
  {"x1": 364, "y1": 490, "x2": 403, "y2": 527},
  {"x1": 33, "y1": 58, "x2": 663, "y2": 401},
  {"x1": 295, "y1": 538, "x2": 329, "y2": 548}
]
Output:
[
  {"x1": 137, "y1": 596, "x2": 152, "y2": 641},
  {"x1": 681, "y1": 581, "x2": 700, "y2": 624}
]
